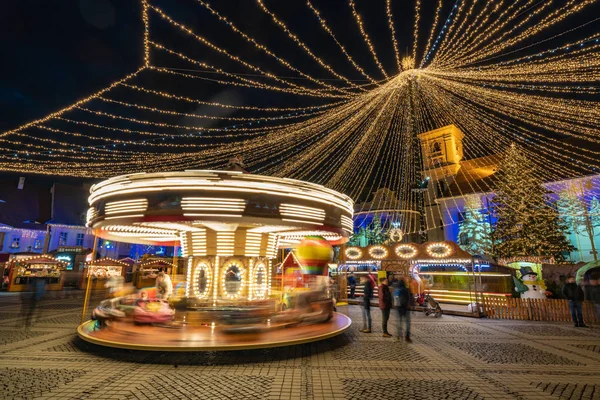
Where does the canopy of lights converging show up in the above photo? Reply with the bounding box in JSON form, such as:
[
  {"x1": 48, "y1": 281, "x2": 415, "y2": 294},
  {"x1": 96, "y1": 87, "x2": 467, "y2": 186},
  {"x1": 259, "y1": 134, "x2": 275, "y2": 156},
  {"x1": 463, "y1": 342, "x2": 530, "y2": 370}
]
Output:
[{"x1": 2, "y1": 0, "x2": 599, "y2": 234}]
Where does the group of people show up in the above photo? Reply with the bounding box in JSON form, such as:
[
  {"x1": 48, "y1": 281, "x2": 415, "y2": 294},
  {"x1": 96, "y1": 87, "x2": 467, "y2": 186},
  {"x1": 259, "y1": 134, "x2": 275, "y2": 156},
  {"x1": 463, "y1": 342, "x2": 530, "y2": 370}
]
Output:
[{"x1": 359, "y1": 274, "x2": 412, "y2": 343}]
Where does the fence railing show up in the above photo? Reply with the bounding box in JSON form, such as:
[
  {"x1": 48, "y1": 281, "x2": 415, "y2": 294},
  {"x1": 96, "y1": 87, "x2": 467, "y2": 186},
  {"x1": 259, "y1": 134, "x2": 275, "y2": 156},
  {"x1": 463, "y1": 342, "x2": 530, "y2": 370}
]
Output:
[{"x1": 482, "y1": 297, "x2": 598, "y2": 323}]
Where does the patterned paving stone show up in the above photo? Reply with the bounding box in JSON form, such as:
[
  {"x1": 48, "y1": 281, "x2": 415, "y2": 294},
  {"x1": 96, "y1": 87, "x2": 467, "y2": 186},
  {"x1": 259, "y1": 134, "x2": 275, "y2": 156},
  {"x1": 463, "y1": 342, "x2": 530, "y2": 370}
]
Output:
[
  {"x1": 570, "y1": 344, "x2": 600, "y2": 354},
  {"x1": 0, "y1": 367, "x2": 86, "y2": 400},
  {"x1": 43, "y1": 338, "x2": 92, "y2": 353},
  {"x1": 131, "y1": 373, "x2": 274, "y2": 400},
  {"x1": 332, "y1": 341, "x2": 429, "y2": 362},
  {"x1": 1, "y1": 293, "x2": 599, "y2": 400},
  {"x1": 531, "y1": 382, "x2": 599, "y2": 399},
  {"x1": 342, "y1": 379, "x2": 484, "y2": 400},
  {"x1": 0, "y1": 312, "x2": 22, "y2": 321},
  {"x1": 449, "y1": 342, "x2": 582, "y2": 365},
  {"x1": 38, "y1": 303, "x2": 83, "y2": 310},
  {"x1": 0, "y1": 330, "x2": 50, "y2": 346},
  {"x1": 501, "y1": 324, "x2": 597, "y2": 337},
  {"x1": 413, "y1": 323, "x2": 491, "y2": 336},
  {"x1": 36, "y1": 314, "x2": 82, "y2": 325}
]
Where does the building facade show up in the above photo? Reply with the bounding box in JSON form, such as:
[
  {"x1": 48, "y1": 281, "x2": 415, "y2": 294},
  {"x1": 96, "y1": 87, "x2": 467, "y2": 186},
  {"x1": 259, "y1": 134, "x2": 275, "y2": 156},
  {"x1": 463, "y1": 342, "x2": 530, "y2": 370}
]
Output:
[{"x1": 352, "y1": 125, "x2": 600, "y2": 263}]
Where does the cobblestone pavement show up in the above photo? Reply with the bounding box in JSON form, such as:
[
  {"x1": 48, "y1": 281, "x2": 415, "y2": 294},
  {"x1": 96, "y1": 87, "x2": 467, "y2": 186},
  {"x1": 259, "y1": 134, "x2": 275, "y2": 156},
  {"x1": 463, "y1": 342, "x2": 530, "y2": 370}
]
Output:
[{"x1": 1, "y1": 292, "x2": 600, "y2": 400}]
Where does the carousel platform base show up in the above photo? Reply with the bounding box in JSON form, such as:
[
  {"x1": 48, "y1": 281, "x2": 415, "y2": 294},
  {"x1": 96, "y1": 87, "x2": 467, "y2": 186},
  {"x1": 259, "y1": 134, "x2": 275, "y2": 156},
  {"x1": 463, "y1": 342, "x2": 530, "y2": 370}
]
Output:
[{"x1": 77, "y1": 313, "x2": 352, "y2": 351}]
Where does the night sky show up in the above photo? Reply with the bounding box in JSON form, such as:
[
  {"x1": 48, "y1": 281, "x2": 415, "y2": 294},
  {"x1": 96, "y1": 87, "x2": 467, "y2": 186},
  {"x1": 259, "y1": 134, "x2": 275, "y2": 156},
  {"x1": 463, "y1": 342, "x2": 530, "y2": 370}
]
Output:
[
  {"x1": 1, "y1": 0, "x2": 599, "y2": 176},
  {"x1": 1, "y1": 0, "x2": 142, "y2": 132}
]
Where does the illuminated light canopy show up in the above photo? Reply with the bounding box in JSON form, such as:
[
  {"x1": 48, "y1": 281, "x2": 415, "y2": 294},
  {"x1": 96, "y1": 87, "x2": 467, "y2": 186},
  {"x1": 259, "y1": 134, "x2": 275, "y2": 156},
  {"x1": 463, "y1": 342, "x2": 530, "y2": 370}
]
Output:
[
  {"x1": 1, "y1": 0, "x2": 596, "y2": 241},
  {"x1": 368, "y1": 245, "x2": 389, "y2": 259},
  {"x1": 345, "y1": 247, "x2": 363, "y2": 260},
  {"x1": 395, "y1": 244, "x2": 418, "y2": 259}
]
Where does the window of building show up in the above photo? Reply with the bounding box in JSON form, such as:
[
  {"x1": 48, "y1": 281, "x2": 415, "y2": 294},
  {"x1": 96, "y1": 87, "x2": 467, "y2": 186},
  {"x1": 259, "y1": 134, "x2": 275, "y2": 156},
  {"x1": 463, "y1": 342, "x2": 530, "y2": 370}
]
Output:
[
  {"x1": 431, "y1": 141, "x2": 442, "y2": 155},
  {"x1": 76, "y1": 233, "x2": 85, "y2": 246},
  {"x1": 34, "y1": 239, "x2": 43, "y2": 250},
  {"x1": 10, "y1": 236, "x2": 20, "y2": 249},
  {"x1": 58, "y1": 232, "x2": 68, "y2": 246}
]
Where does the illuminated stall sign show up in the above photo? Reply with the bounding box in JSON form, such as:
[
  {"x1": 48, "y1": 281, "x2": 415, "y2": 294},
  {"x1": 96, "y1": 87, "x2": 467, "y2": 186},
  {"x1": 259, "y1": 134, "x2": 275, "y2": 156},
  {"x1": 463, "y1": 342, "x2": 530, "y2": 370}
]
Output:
[
  {"x1": 56, "y1": 254, "x2": 74, "y2": 270},
  {"x1": 57, "y1": 246, "x2": 86, "y2": 253}
]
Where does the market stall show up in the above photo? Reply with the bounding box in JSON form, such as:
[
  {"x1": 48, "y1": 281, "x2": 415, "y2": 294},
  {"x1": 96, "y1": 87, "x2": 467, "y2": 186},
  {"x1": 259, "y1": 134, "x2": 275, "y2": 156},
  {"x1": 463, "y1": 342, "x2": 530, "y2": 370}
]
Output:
[
  {"x1": 7, "y1": 254, "x2": 67, "y2": 292},
  {"x1": 80, "y1": 257, "x2": 128, "y2": 290},
  {"x1": 339, "y1": 242, "x2": 514, "y2": 304},
  {"x1": 134, "y1": 259, "x2": 175, "y2": 289}
]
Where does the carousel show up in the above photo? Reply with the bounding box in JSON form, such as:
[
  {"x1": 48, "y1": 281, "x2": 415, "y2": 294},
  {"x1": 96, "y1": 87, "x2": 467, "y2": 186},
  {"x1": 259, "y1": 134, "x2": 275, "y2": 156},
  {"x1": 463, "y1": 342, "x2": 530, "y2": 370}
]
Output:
[{"x1": 78, "y1": 170, "x2": 353, "y2": 351}]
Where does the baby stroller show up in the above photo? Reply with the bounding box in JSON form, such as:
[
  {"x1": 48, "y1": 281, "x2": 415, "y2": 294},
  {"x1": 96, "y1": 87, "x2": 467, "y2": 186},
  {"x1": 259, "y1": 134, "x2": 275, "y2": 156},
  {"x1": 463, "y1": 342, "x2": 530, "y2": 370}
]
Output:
[{"x1": 415, "y1": 293, "x2": 443, "y2": 318}]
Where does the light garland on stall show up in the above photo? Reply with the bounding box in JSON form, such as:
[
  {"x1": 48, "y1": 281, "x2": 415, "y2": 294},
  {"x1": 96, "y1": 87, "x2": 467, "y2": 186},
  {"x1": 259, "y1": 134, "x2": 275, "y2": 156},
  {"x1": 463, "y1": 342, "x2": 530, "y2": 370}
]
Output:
[
  {"x1": 425, "y1": 243, "x2": 454, "y2": 258},
  {"x1": 345, "y1": 247, "x2": 363, "y2": 260},
  {"x1": 368, "y1": 245, "x2": 389, "y2": 260},
  {"x1": 395, "y1": 244, "x2": 418, "y2": 259}
]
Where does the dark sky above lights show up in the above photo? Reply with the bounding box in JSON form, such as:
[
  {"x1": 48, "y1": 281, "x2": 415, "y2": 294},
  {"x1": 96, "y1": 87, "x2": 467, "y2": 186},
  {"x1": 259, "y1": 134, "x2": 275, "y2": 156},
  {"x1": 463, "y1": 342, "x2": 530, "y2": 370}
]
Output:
[
  {"x1": 0, "y1": 0, "x2": 600, "y2": 198},
  {"x1": 2, "y1": 0, "x2": 597, "y2": 134}
]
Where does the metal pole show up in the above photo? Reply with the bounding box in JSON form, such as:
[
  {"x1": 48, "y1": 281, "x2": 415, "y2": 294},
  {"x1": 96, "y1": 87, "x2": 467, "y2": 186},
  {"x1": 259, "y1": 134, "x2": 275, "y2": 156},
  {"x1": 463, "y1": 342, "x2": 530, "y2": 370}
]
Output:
[
  {"x1": 172, "y1": 244, "x2": 179, "y2": 281},
  {"x1": 80, "y1": 234, "x2": 98, "y2": 325},
  {"x1": 280, "y1": 259, "x2": 285, "y2": 311},
  {"x1": 469, "y1": 256, "x2": 475, "y2": 312},
  {"x1": 478, "y1": 262, "x2": 483, "y2": 316}
]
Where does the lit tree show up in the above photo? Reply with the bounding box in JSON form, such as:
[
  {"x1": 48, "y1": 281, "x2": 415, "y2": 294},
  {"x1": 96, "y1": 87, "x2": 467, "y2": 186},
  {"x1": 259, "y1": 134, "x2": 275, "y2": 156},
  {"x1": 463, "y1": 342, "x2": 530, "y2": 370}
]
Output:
[
  {"x1": 347, "y1": 227, "x2": 366, "y2": 247},
  {"x1": 366, "y1": 214, "x2": 388, "y2": 245},
  {"x1": 557, "y1": 184, "x2": 600, "y2": 261},
  {"x1": 458, "y1": 199, "x2": 492, "y2": 256},
  {"x1": 491, "y1": 144, "x2": 574, "y2": 262}
]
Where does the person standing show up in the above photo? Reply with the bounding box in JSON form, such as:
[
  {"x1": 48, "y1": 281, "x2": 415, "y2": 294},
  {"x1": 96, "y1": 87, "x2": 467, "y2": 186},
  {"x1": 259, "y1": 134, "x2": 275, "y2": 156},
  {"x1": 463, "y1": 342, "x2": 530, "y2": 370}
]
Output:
[
  {"x1": 360, "y1": 276, "x2": 373, "y2": 333},
  {"x1": 393, "y1": 280, "x2": 412, "y2": 342},
  {"x1": 378, "y1": 278, "x2": 392, "y2": 338},
  {"x1": 348, "y1": 273, "x2": 357, "y2": 299},
  {"x1": 562, "y1": 276, "x2": 587, "y2": 327},
  {"x1": 156, "y1": 272, "x2": 173, "y2": 300}
]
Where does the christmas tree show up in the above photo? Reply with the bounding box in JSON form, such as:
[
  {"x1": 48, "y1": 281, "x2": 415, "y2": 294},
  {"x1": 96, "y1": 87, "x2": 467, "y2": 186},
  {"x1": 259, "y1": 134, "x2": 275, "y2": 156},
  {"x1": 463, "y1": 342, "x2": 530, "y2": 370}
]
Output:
[
  {"x1": 347, "y1": 227, "x2": 365, "y2": 247},
  {"x1": 491, "y1": 144, "x2": 574, "y2": 262},
  {"x1": 458, "y1": 198, "x2": 492, "y2": 256},
  {"x1": 366, "y1": 214, "x2": 388, "y2": 245}
]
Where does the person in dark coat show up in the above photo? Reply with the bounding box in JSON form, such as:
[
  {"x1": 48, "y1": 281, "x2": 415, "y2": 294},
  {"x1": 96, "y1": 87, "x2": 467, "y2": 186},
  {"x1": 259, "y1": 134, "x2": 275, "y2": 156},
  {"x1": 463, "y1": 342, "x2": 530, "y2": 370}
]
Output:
[
  {"x1": 378, "y1": 278, "x2": 392, "y2": 338},
  {"x1": 393, "y1": 280, "x2": 412, "y2": 342},
  {"x1": 360, "y1": 276, "x2": 373, "y2": 333},
  {"x1": 348, "y1": 274, "x2": 356, "y2": 299},
  {"x1": 562, "y1": 276, "x2": 587, "y2": 327}
]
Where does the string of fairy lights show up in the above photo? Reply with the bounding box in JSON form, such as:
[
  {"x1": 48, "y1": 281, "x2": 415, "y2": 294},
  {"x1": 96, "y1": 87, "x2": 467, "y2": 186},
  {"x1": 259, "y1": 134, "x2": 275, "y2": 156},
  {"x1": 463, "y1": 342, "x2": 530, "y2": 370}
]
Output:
[{"x1": 1, "y1": 0, "x2": 599, "y2": 233}]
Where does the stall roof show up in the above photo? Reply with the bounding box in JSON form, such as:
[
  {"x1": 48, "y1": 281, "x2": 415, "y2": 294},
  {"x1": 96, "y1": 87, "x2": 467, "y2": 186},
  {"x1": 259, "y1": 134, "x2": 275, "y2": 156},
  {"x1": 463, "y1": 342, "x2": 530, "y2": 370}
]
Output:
[
  {"x1": 12, "y1": 255, "x2": 67, "y2": 265},
  {"x1": 118, "y1": 257, "x2": 136, "y2": 266},
  {"x1": 139, "y1": 259, "x2": 176, "y2": 268},
  {"x1": 86, "y1": 257, "x2": 129, "y2": 267}
]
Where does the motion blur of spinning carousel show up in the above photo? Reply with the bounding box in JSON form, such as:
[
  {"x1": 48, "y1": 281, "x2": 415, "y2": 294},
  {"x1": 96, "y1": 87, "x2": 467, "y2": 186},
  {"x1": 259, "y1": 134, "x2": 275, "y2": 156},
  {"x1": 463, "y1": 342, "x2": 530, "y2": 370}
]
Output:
[{"x1": 78, "y1": 168, "x2": 353, "y2": 351}]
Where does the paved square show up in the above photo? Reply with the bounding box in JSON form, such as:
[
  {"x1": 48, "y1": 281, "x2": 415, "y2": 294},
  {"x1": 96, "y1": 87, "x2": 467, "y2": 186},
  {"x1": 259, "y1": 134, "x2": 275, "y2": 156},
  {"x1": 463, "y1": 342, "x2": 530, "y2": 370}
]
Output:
[{"x1": 1, "y1": 292, "x2": 599, "y2": 400}]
